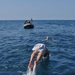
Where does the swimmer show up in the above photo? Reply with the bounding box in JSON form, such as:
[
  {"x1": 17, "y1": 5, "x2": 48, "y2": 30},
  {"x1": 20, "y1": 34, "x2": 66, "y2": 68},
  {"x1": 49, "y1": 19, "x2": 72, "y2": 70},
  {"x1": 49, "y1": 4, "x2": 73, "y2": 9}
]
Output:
[
  {"x1": 28, "y1": 43, "x2": 49, "y2": 70},
  {"x1": 45, "y1": 36, "x2": 49, "y2": 40}
]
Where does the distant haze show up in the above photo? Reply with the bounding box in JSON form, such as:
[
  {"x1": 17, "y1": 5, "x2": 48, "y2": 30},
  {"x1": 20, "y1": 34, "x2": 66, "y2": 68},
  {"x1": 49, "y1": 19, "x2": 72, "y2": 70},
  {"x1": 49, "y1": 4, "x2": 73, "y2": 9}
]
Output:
[{"x1": 0, "y1": 0, "x2": 75, "y2": 20}]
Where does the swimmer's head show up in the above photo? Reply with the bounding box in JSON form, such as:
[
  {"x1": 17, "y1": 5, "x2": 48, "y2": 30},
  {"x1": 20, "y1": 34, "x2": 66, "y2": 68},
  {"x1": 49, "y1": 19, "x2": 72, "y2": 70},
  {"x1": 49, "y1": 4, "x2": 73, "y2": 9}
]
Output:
[{"x1": 45, "y1": 36, "x2": 49, "y2": 40}]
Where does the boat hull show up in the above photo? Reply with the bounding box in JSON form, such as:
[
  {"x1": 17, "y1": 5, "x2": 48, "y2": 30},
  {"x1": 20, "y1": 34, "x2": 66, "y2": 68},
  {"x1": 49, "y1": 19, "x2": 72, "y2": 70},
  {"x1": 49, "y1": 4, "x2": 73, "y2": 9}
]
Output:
[{"x1": 24, "y1": 24, "x2": 34, "y2": 29}]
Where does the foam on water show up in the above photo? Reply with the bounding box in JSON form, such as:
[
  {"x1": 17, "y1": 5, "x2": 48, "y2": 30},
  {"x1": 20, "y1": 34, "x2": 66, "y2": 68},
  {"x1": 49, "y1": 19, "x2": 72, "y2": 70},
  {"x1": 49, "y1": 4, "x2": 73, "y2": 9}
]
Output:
[{"x1": 23, "y1": 68, "x2": 36, "y2": 75}]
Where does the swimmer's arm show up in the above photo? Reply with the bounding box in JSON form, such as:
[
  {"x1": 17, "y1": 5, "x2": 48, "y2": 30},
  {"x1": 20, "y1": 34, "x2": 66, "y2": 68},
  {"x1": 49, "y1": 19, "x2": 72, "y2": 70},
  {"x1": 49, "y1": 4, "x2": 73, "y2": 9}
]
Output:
[{"x1": 29, "y1": 50, "x2": 38, "y2": 63}]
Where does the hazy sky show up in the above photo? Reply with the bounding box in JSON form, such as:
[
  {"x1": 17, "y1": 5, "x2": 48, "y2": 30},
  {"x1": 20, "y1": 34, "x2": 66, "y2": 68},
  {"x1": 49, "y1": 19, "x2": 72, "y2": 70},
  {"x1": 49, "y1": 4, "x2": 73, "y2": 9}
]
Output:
[{"x1": 0, "y1": 0, "x2": 75, "y2": 20}]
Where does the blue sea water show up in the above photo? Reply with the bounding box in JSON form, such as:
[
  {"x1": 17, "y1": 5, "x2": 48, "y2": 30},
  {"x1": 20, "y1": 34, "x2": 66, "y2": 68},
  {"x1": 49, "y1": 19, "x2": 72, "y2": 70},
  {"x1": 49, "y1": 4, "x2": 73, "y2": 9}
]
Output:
[{"x1": 0, "y1": 20, "x2": 75, "y2": 75}]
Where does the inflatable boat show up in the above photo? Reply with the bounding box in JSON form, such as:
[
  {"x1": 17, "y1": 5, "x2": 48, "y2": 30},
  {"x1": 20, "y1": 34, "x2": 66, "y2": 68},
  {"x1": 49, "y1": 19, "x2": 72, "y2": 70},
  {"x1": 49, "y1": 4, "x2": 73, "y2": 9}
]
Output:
[{"x1": 24, "y1": 23, "x2": 34, "y2": 29}]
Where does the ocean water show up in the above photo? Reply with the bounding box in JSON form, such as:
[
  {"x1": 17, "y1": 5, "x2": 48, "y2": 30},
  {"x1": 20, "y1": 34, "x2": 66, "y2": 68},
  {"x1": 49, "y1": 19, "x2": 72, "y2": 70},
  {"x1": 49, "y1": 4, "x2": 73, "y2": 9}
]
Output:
[{"x1": 0, "y1": 20, "x2": 75, "y2": 75}]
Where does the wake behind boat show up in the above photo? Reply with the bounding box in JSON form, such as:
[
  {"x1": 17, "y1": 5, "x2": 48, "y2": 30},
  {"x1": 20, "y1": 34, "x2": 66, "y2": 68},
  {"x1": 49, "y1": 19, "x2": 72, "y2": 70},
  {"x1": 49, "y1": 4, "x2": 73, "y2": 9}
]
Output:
[{"x1": 24, "y1": 19, "x2": 34, "y2": 29}]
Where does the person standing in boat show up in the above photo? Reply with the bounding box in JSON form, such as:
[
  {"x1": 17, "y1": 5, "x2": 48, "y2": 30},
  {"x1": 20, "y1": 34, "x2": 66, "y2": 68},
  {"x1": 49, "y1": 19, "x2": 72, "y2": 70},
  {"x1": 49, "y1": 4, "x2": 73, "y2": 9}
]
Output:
[{"x1": 30, "y1": 18, "x2": 33, "y2": 25}]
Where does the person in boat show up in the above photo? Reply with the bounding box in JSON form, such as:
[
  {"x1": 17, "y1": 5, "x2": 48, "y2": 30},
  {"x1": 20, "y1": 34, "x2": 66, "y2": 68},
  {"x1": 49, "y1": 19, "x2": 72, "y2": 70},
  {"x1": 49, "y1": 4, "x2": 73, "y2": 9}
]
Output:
[
  {"x1": 24, "y1": 20, "x2": 28, "y2": 24},
  {"x1": 24, "y1": 18, "x2": 33, "y2": 25},
  {"x1": 30, "y1": 18, "x2": 33, "y2": 24},
  {"x1": 28, "y1": 43, "x2": 49, "y2": 70}
]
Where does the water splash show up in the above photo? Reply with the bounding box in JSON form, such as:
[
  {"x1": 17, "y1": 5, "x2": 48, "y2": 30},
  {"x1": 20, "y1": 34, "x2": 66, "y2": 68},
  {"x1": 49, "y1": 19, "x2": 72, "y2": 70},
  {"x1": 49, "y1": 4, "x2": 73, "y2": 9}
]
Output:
[{"x1": 23, "y1": 68, "x2": 36, "y2": 75}]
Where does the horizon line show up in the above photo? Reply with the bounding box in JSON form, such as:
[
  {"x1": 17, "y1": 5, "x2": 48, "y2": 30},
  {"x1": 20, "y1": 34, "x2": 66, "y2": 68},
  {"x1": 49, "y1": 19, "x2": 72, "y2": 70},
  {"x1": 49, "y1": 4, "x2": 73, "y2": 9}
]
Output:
[{"x1": 0, "y1": 19, "x2": 75, "y2": 21}]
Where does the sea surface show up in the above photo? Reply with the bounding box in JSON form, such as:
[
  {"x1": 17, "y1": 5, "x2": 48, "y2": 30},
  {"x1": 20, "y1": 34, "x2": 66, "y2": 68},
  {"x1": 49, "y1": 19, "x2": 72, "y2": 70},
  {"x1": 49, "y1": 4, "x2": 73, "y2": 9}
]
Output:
[{"x1": 0, "y1": 20, "x2": 75, "y2": 75}]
